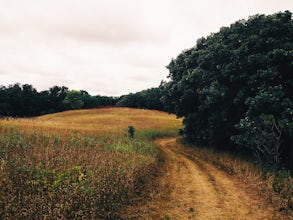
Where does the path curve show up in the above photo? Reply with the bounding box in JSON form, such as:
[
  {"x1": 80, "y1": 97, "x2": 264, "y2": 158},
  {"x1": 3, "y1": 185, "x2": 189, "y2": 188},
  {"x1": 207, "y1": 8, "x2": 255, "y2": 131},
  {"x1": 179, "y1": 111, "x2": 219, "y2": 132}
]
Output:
[{"x1": 121, "y1": 137, "x2": 290, "y2": 219}]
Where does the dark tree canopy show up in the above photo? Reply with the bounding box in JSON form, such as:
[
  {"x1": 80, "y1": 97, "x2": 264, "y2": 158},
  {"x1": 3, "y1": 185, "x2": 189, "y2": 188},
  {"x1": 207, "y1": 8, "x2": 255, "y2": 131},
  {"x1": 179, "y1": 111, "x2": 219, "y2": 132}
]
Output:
[
  {"x1": 0, "y1": 84, "x2": 117, "y2": 117},
  {"x1": 161, "y1": 11, "x2": 293, "y2": 168},
  {"x1": 116, "y1": 88, "x2": 165, "y2": 111},
  {"x1": 0, "y1": 84, "x2": 42, "y2": 117}
]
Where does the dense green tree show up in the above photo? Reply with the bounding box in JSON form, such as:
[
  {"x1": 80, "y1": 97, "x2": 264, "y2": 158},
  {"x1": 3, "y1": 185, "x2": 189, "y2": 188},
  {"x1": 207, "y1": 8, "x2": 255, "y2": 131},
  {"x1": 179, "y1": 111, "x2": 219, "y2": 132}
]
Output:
[
  {"x1": 63, "y1": 90, "x2": 85, "y2": 110},
  {"x1": 94, "y1": 95, "x2": 117, "y2": 107},
  {"x1": 141, "y1": 88, "x2": 164, "y2": 110},
  {"x1": 0, "y1": 83, "x2": 117, "y2": 117},
  {"x1": 116, "y1": 88, "x2": 165, "y2": 111},
  {"x1": 116, "y1": 93, "x2": 144, "y2": 108},
  {"x1": 0, "y1": 84, "x2": 39, "y2": 117},
  {"x1": 47, "y1": 86, "x2": 68, "y2": 113},
  {"x1": 162, "y1": 11, "x2": 293, "y2": 168}
]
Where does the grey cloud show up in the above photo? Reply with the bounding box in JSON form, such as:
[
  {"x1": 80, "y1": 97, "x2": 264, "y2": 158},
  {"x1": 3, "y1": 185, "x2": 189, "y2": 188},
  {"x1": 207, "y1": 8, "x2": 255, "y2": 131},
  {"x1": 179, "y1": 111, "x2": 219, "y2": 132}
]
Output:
[
  {"x1": 0, "y1": 0, "x2": 292, "y2": 96},
  {"x1": 0, "y1": 0, "x2": 167, "y2": 45}
]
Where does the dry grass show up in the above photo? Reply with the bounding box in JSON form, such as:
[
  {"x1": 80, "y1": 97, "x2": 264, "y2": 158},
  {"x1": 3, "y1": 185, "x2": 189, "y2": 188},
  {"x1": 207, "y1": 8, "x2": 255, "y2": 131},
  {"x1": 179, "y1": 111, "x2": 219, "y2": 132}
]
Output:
[
  {"x1": 36, "y1": 107, "x2": 180, "y2": 134},
  {"x1": 181, "y1": 141, "x2": 293, "y2": 210},
  {"x1": 0, "y1": 107, "x2": 182, "y2": 219},
  {"x1": 1, "y1": 107, "x2": 180, "y2": 136}
]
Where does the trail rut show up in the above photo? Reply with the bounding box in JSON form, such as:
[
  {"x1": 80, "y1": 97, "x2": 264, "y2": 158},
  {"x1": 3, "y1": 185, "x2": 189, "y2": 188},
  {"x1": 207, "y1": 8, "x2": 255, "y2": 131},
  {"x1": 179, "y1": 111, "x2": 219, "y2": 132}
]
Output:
[{"x1": 121, "y1": 137, "x2": 291, "y2": 219}]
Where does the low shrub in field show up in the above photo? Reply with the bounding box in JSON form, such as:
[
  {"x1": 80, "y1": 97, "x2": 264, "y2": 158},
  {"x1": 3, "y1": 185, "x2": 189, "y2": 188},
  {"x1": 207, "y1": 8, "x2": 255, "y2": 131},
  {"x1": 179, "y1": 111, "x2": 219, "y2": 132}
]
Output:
[{"x1": 0, "y1": 125, "x2": 158, "y2": 219}]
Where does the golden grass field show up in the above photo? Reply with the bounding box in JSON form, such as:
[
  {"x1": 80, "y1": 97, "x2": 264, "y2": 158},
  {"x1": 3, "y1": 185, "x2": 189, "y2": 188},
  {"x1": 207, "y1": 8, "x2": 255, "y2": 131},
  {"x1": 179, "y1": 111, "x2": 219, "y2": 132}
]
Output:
[
  {"x1": 0, "y1": 107, "x2": 182, "y2": 219},
  {"x1": 1, "y1": 107, "x2": 181, "y2": 135}
]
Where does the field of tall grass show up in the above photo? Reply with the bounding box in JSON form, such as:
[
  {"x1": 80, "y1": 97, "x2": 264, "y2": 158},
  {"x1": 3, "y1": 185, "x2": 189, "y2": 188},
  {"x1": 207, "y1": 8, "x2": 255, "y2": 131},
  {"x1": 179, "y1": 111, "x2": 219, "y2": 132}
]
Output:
[{"x1": 0, "y1": 107, "x2": 182, "y2": 219}]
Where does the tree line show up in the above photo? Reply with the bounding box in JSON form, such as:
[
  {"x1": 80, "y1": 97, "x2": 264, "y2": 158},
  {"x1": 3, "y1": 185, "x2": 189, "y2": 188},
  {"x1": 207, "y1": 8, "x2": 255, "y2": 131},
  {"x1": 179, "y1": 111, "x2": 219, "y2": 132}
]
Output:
[
  {"x1": 0, "y1": 84, "x2": 116, "y2": 117},
  {"x1": 116, "y1": 87, "x2": 165, "y2": 111},
  {"x1": 160, "y1": 11, "x2": 293, "y2": 169},
  {"x1": 0, "y1": 84, "x2": 166, "y2": 117}
]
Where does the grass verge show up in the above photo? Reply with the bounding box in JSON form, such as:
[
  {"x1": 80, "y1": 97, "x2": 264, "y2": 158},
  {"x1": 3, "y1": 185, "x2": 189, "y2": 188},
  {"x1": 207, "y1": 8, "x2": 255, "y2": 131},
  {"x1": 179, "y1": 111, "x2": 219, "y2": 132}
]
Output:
[{"x1": 179, "y1": 138, "x2": 293, "y2": 211}]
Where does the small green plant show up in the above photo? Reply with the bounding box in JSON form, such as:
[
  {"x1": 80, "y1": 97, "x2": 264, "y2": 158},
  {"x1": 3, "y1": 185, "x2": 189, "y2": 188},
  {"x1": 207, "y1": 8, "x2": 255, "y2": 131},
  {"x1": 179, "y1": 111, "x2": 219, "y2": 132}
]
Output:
[
  {"x1": 127, "y1": 126, "x2": 135, "y2": 139},
  {"x1": 272, "y1": 168, "x2": 291, "y2": 193}
]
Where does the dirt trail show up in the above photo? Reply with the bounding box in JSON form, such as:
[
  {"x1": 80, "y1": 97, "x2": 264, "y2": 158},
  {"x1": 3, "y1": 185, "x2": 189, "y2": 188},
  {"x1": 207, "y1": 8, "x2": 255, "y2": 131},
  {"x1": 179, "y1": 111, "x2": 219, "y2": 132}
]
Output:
[{"x1": 121, "y1": 137, "x2": 290, "y2": 219}]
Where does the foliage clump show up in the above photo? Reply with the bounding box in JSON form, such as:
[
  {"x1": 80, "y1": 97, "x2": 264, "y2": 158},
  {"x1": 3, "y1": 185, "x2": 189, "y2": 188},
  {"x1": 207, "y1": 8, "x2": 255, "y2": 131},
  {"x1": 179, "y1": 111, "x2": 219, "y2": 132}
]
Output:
[
  {"x1": 0, "y1": 84, "x2": 117, "y2": 117},
  {"x1": 127, "y1": 125, "x2": 135, "y2": 138},
  {"x1": 161, "y1": 11, "x2": 293, "y2": 168},
  {"x1": 116, "y1": 88, "x2": 165, "y2": 111}
]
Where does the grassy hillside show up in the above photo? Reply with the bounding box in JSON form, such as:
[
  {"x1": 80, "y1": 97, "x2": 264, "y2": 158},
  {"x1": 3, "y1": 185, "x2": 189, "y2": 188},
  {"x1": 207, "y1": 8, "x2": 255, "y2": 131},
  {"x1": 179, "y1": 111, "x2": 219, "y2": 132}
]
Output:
[
  {"x1": 0, "y1": 107, "x2": 182, "y2": 219},
  {"x1": 1, "y1": 107, "x2": 180, "y2": 134}
]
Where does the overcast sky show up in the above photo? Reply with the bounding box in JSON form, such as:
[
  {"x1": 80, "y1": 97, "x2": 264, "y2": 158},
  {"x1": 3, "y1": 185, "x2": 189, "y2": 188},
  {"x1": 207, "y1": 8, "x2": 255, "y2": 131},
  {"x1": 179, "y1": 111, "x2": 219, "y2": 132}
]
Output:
[{"x1": 0, "y1": 0, "x2": 292, "y2": 96}]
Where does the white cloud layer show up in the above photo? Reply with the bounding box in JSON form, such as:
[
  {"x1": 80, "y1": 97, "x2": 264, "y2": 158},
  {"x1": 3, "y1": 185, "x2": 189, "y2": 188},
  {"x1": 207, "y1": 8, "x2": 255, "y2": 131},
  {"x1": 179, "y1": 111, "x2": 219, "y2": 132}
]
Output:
[{"x1": 0, "y1": 0, "x2": 292, "y2": 96}]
